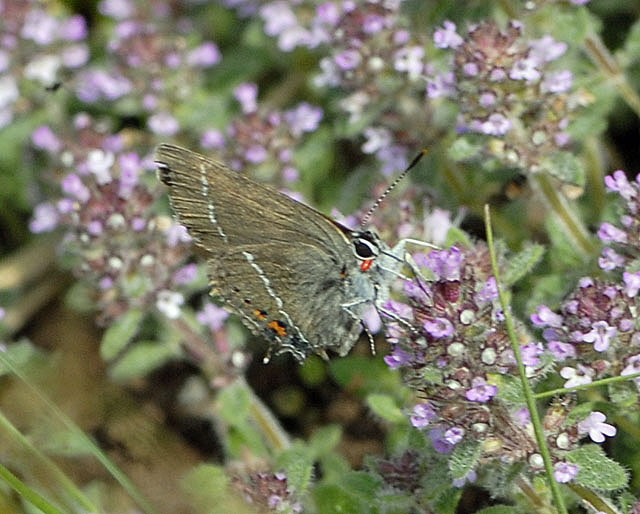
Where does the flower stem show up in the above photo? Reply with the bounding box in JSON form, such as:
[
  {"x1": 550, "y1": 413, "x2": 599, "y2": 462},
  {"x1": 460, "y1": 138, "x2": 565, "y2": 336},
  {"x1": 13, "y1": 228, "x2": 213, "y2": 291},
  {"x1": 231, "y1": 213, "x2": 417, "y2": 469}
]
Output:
[
  {"x1": 530, "y1": 172, "x2": 597, "y2": 257},
  {"x1": 485, "y1": 204, "x2": 567, "y2": 514}
]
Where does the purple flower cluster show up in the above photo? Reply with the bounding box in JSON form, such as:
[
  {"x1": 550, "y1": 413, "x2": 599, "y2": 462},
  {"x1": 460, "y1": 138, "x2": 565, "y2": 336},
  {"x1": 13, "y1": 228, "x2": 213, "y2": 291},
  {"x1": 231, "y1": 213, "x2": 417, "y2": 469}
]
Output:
[
  {"x1": 75, "y1": 0, "x2": 220, "y2": 133},
  {"x1": 231, "y1": 471, "x2": 302, "y2": 513},
  {"x1": 0, "y1": 1, "x2": 88, "y2": 128},
  {"x1": 383, "y1": 243, "x2": 547, "y2": 465},
  {"x1": 428, "y1": 20, "x2": 582, "y2": 175},
  {"x1": 204, "y1": 83, "x2": 323, "y2": 185},
  {"x1": 531, "y1": 170, "x2": 640, "y2": 391},
  {"x1": 257, "y1": 1, "x2": 430, "y2": 176},
  {"x1": 29, "y1": 115, "x2": 196, "y2": 325}
]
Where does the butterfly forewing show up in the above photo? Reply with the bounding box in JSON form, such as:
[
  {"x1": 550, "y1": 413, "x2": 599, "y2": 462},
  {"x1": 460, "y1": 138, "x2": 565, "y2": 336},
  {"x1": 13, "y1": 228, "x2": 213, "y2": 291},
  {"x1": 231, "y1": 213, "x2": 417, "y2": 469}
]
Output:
[{"x1": 155, "y1": 144, "x2": 365, "y2": 359}]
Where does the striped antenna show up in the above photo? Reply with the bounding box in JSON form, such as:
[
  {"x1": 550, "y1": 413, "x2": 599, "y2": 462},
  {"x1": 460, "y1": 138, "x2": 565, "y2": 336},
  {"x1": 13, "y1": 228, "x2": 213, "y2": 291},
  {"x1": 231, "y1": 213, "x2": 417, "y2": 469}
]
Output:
[{"x1": 360, "y1": 149, "x2": 428, "y2": 227}]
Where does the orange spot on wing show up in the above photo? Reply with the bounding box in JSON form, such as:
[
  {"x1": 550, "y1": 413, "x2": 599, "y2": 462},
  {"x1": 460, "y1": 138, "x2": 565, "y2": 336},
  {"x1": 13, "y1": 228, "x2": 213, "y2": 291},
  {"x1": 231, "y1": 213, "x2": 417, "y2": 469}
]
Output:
[{"x1": 268, "y1": 320, "x2": 287, "y2": 337}]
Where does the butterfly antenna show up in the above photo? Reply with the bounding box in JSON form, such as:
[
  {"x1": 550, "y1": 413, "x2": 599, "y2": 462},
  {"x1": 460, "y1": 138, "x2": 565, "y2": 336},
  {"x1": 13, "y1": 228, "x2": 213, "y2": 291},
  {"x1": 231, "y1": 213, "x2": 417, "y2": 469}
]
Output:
[{"x1": 360, "y1": 149, "x2": 428, "y2": 227}]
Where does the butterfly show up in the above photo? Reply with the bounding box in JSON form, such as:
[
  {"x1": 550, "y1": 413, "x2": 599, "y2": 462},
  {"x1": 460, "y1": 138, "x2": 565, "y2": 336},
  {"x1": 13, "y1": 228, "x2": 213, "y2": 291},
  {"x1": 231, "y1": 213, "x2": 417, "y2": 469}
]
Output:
[{"x1": 155, "y1": 144, "x2": 421, "y2": 361}]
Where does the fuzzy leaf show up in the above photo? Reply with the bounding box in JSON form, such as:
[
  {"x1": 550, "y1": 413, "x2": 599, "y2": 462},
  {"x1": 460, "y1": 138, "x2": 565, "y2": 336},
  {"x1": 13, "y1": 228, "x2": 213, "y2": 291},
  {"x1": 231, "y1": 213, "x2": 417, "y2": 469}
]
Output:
[
  {"x1": 313, "y1": 483, "x2": 369, "y2": 514},
  {"x1": 502, "y1": 242, "x2": 545, "y2": 286},
  {"x1": 366, "y1": 393, "x2": 406, "y2": 424},
  {"x1": 541, "y1": 151, "x2": 584, "y2": 187},
  {"x1": 109, "y1": 340, "x2": 176, "y2": 381},
  {"x1": 100, "y1": 309, "x2": 145, "y2": 361},
  {"x1": 276, "y1": 444, "x2": 315, "y2": 495},
  {"x1": 567, "y1": 444, "x2": 628, "y2": 491},
  {"x1": 449, "y1": 439, "x2": 482, "y2": 481}
]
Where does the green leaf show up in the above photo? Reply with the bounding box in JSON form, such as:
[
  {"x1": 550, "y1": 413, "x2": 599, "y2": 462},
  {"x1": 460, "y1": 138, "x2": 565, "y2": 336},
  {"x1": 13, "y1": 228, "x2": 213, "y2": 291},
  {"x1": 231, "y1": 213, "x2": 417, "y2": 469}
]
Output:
[
  {"x1": 502, "y1": 242, "x2": 545, "y2": 286},
  {"x1": 217, "y1": 381, "x2": 252, "y2": 427},
  {"x1": 308, "y1": 425, "x2": 342, "y2": 457},
  {"x1": 100, "y1": 309, "x2": 145, "y2": 361},
  {"x1": 339, "y1": 471, "x2": 382, "y2": 503},
  {"x1": 313, "y1": 483, "x2": 369, "y2": 514},
  {"x1": 181, "y1": 464, "x2": 258, "y2": 514},
  {"x1": 447, "y1": 136, "x2": 483, "y2": 162},
  {"x1": 276, "y1": 444, "x2": 315, "y2": 495},
  {"x1": 540, "y1": 151, "x2": 585, "y2": 187},
  {"x1": 366, "y1": 393, "x2": 406, "y2": 424},
  {"x1": 566, "y1": 444, "x2": 628, "y2": 491},
  {"x1": 109, "y1": 340, "x2": 177, "y2": 381},
  {"x1": 449, "y1": 439, "x2": 482, "y2": 481},
  {"x1": 0, "y1": 340, "x2": 40, "y2": 376}
]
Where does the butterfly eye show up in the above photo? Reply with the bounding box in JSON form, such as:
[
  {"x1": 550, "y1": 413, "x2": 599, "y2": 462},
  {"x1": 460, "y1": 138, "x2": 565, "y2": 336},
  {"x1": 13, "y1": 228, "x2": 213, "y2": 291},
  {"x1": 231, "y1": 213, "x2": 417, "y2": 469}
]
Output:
[{"x1": 353, "y1": 237, "x2": 379, "y2": 260}]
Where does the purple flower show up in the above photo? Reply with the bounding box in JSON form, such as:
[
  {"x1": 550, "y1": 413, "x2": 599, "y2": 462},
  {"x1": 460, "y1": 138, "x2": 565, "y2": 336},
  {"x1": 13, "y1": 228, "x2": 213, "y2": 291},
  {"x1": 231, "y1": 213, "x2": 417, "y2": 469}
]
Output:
[
  {"x1": 426, "y1": 247, "x2": 463, "y2": 281},
  {"x1": 201, "y1": 129, "x2": 225, "y2": 149},
  {"x1": 426, "y1": 71, "x2": 456, "y2": 99},
  {"x1": 316, "y1": 3, "x2": 340, "y2": 25},
  {"x1": 87, "y1": 220, "x2": 103, "y2": 236},
  {"x1": 433, "y1": 21, "x2": 463, "y2": 49},
  {"x1": 384, "y1": 346, "x2": 411, "y2": 369},
  {"x1": 520, "y1": 342, "x2": 544, "y2": 366},
  {"x1": 514, "y1": 408, "x2": 531, "y2": 426},
  {"x1": 530, "y1": 305, "x2": 563, "y2": 328},
  {"x1": 118, "y1": 152, "x2": 140, "y2": 198},
  {"x1": 477, "y1": 277, "x2": 498, "y2": 303},
  {"x1": 509, "y1": 57, "x2": 541, "y2": 82},
  {"x1": 173, "y1": 263, "x2": 198, "y2": 285},
  {"x1": 604, "y1": 170, "x2": 635, "y2": 199},
  {"x1": 452, "y1": 470, "x2": 477, "y2": 488},
  {"x1": 581, "y1": 320, "x2": 616, "y2": 352},
  {"x1": 410, "y1": 402, "x2": 437, "y2": 428},
  {"x1": 187, "y1": 42, "x2": 221, "y2": 67},
  {"x1": 393, "y1": 46, "x2": 424, "y2": 80},
  {"x1": 21, "y1": 10, "x2": 58, "y2": 45},
  {"x1": 234, "y1": 83, "x2": 258, "y2": 114},
  {"x1": 363, "y1": 14, "x2": 386, "y2": 34},
  {"x1": 166, "y1": 224, "x2": 192, "y2": 247},
  {"x1": 560, "y1": 364, "x2": 593, "y2": 388},
  {"x1": 599, "y1": 247, "x2": 625, "y2": 271},
  {"x1": 32, "y1": 126, "x2": 62, "y2": 152},
  {"x1": 541, "y1": 70, "x2": 573, "y2": 94},
  {"x1": 444, "y1": 427, "x2": 465, "y2": 445},
  {"x1": 99, "y1": 0, "x2": 135, "y2": 19},
  {"x1": 479, "y1": 113, "x2": 512, "y2": 136},
  {"x1": 334, "y1": 49, "x2": 361, "y2": 70},
  {"x1": 554, "y1": 462, "x2": 578, "y2": 483},
  {"x1": 197, "y1": 303, "x2": 230, "y2": 331},
  {"x1": 597, "y1": 222, "x2": 627, "y2": 243},
  {"x1": 378, "y1": 145, "x2": 408, "y2": 175},
  {"x1": 147, "y1": 112, "x2": 180, "y2": 136},
  {"x1": 285, "y1": 103, "x2": 323, "y2": 137},
  {"x1": 245, "y1": 145, "x2": 268, "y2": 163},
  {"x1": 59, "y1": 14, "x2": 88, "y2": 41},
  {"x1": 260, "y1": 2, "x2": 298, "y2": 36},
  {"x1": 578, "y1": 411, "x2": 616, "y2": 443},
  {"x1": 29, "y1": 203, "x2": 59, "y2": 233},
  {"x1": 429, "y1": 428, "x2": 455, "y2": 453},
  {"x1": 547, "y1": 340, "x2": 576, "y2": 360},
  {"x1": 424, "y1": 317, "x2": 454, "y2": 338},
  {"x1": 623, "y1": 271, "x2": 640, "y2": 297},
  {"x1": 465, "y1": 377, "x2": 498, "y2": 403},
  {"x1": 529, "y1": 36, "x2": 567, "y2": 63},
  {"x1": 621, "y1": 355, "x2": 640, "y2": 381},
  {"x1": 61, "y1": 174, "x2": 90, "y2": 203}
]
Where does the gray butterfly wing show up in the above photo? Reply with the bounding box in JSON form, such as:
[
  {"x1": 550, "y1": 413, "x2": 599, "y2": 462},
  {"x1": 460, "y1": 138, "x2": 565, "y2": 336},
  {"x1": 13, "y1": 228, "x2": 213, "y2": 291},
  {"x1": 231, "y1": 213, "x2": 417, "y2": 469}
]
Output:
[{"x1": 155, "y1": 144, "x2": 363, "y2": 359}]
